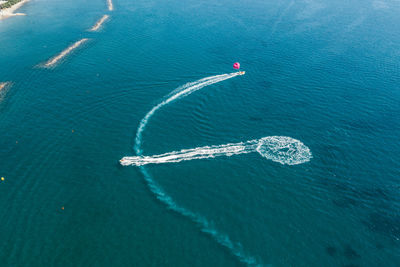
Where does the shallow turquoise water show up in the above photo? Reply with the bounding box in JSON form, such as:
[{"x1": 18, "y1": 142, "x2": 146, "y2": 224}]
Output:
[{"x1": 1, "y1": 0, "x2": 400, "y2": 266}]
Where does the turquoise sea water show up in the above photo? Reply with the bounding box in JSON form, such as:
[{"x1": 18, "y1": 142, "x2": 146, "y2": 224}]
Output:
[{"x1": 1, "y1": 0, "x2": 400, "y2": 266}]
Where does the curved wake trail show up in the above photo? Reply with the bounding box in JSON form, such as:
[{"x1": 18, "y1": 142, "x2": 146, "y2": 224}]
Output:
[
  {"x1": 135, "y1": 72, "x2": 240, "y2": 154},
  {"x1": 133, "y1": 73, "x2": 263, "y2": 266}
]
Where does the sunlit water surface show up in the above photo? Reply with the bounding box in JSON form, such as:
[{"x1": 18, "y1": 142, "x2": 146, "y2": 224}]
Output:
[{"x1": 0, "y1": 0, "x2": 399, "y2": 266}]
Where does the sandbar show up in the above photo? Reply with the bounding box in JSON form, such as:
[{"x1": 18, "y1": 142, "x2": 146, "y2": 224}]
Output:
[
  {"x1": 89, "y1": 14, "x2": 109, "y2": 31},
  {"x1": 44, "y1": 38, "x2": 89, "y2": 68},
  {"x1": 107, "y1": 0, "x2": 113, "y2": 11},
  {"x1": 0, "y1": 82, "x2": 9, "y2": 92}
]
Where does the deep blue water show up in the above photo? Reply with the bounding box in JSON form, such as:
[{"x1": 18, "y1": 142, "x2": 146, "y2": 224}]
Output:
[{"x1": 1, "y1": 0, "x2": 400, "y2": 266}]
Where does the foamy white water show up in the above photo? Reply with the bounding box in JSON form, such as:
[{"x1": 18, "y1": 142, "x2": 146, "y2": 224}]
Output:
[
  {"x1": 135, "y1": 72, "x2": 241, "y2": 153},
  {"x1": 121, "y1": 136, "x2": 311, "y2": 166},
  {"x1": 131, "y1": 73, "x2": 263, "y2": 266}
]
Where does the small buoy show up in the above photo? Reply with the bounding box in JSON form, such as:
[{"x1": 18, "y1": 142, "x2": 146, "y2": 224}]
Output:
[
  {"x1": 16, "y1": 141, "x2": 18, "y2": 144},
  {"x1": 61, "y1": 206, "x2": 64, "y2": 210},
  {"x1": 1, "y1": 177, "x2": 4, "y2": 181},
  {"x1": 72, "y1": 129, "x2": 74, "y2": 133}
]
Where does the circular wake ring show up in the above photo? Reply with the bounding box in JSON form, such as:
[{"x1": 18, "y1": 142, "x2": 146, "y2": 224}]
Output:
[{"x1": 256, "y1": 136, "x2": 312, "y2": 165}]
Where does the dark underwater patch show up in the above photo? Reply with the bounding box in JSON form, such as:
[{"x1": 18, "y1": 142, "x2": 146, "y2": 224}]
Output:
[
  {"x1": 248, "y1": 116, "x2": 263, "y2": 121},
  {"x1": 343, "y1": 245, "x2": 361, "y2": 260},
  {"x1": 256, "y1": 80, "x2": 273, "y2": 89},
  {"x1": 364, "y1": 212, "x2": 400, "y2": 240},
  {"x1": 325, "y1": 246, "x2": 337, "y2": 257},
  {"x1": 323, "y1": 177, "x2": 394, "y2": 211},
  {"x1": 332, "y1": 196, "x2": 358, "y2": 208}
]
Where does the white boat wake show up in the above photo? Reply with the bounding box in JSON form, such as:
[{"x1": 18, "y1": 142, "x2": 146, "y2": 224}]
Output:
[
  {"x1": 126, "y1": 72, "x2": 311, "y2": 266},
  {"x1": 121, "y1": 136, "x2": 311, "y2": 166},
  {"x1": 135, "y1": 72, "x2": 241, "y2": 152}
]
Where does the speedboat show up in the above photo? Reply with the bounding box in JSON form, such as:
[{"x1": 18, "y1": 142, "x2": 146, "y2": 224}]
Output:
[{"x1": 238, "y1": 71, "x2": 246, "y2": 75}]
